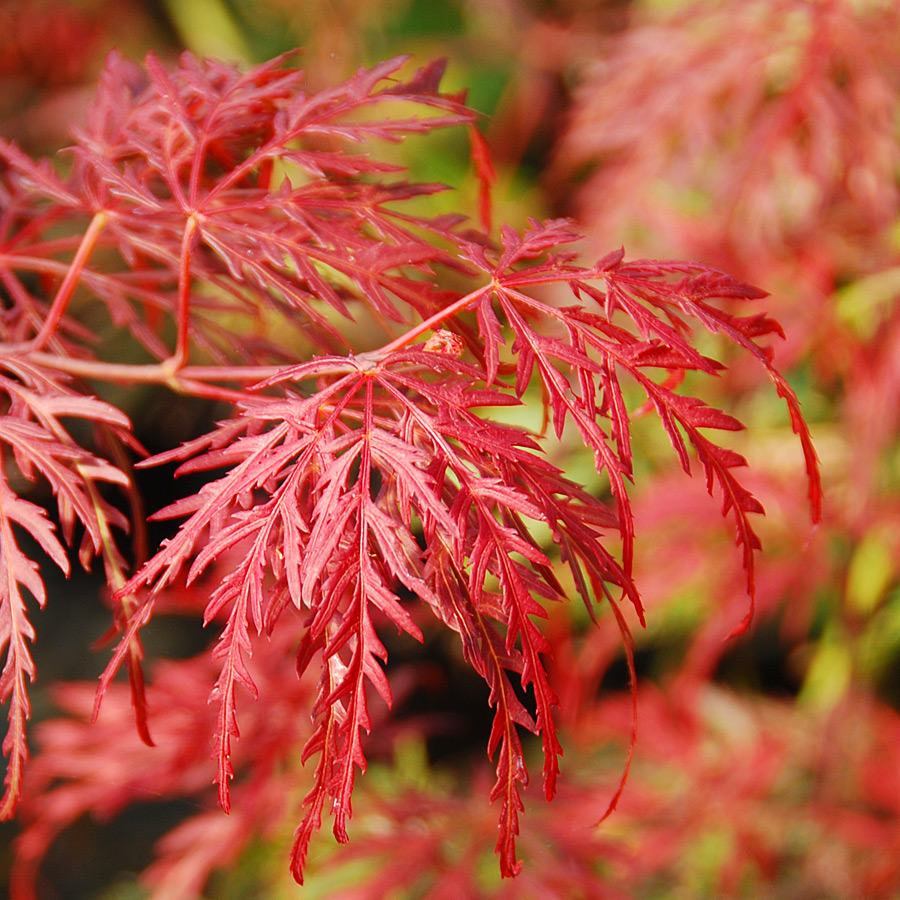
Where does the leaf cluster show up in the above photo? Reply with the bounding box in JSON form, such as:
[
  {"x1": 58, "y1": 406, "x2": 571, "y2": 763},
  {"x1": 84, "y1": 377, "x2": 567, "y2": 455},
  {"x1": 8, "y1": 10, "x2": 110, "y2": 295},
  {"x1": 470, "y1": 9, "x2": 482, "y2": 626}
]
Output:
[{"x1": 0, "y1": 48, "x2": 819, "y2": 890}]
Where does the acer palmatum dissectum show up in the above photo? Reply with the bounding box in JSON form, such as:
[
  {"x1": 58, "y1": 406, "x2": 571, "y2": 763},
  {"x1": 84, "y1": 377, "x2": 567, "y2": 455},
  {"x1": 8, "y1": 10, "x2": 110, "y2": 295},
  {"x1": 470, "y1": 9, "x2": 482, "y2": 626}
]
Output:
[{"x1": 0, "y1": 49, "x2": 820, "y2": 889}]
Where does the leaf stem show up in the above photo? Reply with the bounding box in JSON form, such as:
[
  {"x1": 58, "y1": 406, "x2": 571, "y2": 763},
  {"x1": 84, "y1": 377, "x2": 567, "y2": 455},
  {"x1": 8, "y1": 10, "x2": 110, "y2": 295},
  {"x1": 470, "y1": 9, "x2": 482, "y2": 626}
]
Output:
[
  {"x1": 31, "y1": 211, "x2": 108, "y2": 349},
  {"x1": 173, "y1": 214, "x2": 199, "y2": 369},
  {"x1": 372, "y1": 283, "x2": 491, "y2": 357},
  {"x1": 25, "y1": 353, "x2": 282, "y2": 402},
  {"x1": 26, "y1": 354, "x2": 277, "y2": 382}
]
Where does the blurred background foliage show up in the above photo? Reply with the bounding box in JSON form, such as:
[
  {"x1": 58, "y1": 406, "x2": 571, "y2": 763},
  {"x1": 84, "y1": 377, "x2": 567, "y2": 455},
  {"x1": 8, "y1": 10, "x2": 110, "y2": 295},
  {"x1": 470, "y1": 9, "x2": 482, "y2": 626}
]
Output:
[{"x1": 3, "y1": 0, "x2": 900, "y2": 897}]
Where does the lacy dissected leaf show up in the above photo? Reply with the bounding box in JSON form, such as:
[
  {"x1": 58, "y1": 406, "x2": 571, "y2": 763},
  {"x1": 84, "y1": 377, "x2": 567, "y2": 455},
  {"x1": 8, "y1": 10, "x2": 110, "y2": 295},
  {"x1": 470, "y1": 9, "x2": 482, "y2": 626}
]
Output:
[
  {"x1": 2, "y1": 52, "x2": 476, "y2": 364},
  {"x1": 0, "y1": 28, "x2": 831, "y2": 892},
  {"x1": 0, "y1": 359, "x2": 132, "y2": 817},
  {"x1": 0, "y1": 474, "x2": 67, "y2": 820},
  {"x1": 108, "y1": 334, "x2": 644, "y2": 879},
  {"x1": 98, "y1": 206, "x2": 823, "y2": 884},
  {"x1": 460, "y1": 221, "x2": 821, "y2": 612}
]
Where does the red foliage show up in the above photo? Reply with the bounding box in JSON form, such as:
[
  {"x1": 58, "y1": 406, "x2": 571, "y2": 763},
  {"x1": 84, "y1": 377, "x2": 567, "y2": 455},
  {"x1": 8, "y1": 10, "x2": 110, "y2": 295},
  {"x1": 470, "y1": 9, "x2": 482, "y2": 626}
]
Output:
[
  {"x1": 0, "y1": 47, "x2": 819, "y2": 894},
  {"x1": 547, "y1": 2, "x2": 900, "y2": 895},
  {"x1": 12, "y1": 626, "x2": 312, "y2": 900},
  {"x1": 0, "y1": 1, "x2": 103, "y2": 89},
  {"x1": 558, "y1": 0, "x2": 900, "y2": 310}
]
